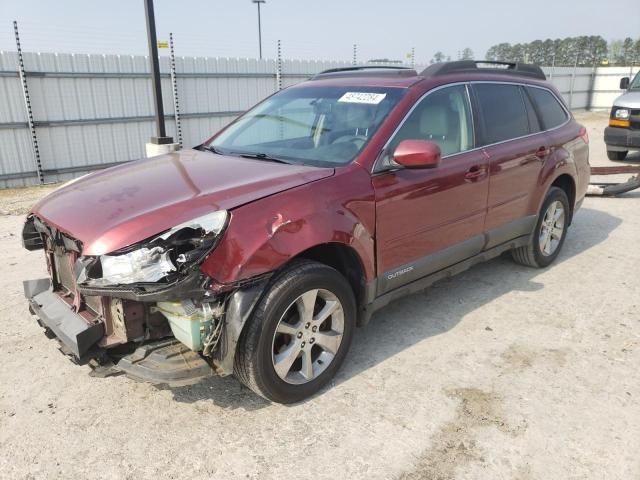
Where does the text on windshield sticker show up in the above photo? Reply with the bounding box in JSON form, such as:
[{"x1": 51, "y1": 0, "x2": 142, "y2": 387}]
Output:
[{"x1": 338, "y1": 92, "x2": 387, "y2": 104}]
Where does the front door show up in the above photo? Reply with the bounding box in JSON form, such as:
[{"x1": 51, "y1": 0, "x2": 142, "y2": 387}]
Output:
[{"x1": 372, "y1": 84, "x2": 489, "y2": 295}]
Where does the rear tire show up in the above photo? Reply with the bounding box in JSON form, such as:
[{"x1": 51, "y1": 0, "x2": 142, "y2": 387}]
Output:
[
  {"x1": 234, "y1": 260, "x2": 356, "y2": 403},
  {"x1": 607, "y1": 149, "x2": 628, "y2": 161},
  {"x1": 511, "y1": 187, "x2": 570, "y2": 268}
]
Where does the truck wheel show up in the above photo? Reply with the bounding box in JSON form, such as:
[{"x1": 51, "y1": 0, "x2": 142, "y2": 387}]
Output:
[
  {"x1": 511, "y1": 187, "x2": 570, "y2": 268},
  {"x1": 607, "y1": 150, "x2": 627, "y2": 161},
  {"x1": 234, "y1": 260, "x2": 356, "y2": 403}
]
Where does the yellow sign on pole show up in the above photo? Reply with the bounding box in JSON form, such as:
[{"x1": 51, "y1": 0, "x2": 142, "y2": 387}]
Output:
[{"x1": 157, "y1": 41, "x2": 169, "y2": 49}]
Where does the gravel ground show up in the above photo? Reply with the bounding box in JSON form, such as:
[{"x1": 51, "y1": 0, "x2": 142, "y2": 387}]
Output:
[{"x1": 0, "y1": 112, "x2": 639, "y2": 479}]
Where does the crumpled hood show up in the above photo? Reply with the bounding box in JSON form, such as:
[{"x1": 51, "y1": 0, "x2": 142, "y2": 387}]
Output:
[
  {"x1": 32, "y1": 149, "x2": 333, "y2": 255},
  {"x1": 614, "y1": 91, "x2": 640, "y2": 108}
]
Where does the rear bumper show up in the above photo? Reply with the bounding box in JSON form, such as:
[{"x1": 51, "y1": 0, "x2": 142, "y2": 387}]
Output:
[
  {"x1": 604, "y1": 127, "x2": 640, "y2": 150},
  {"x1": 24, "y1": 278, "x2": 104, "y2": 361}
]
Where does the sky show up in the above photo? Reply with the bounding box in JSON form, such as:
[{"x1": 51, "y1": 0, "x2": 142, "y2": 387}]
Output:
[{"x1": 0, "y1": 0, "x2": 639, "y2": 63}]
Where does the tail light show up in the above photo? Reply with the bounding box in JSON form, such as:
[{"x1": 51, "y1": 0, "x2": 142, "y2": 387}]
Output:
[{"x1": 579, "y1": 126, "x2": 589, "y2": 144}]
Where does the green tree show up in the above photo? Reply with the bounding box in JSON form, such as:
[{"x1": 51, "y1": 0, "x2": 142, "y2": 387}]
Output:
[
  {"x1": 622, "y1": 37, "x2": 635, "y2": 64},
  {"x1": 510, "y1": 43, "x2": 527, "y2": 62},
  {"x1": 486, "y1": 43, "x2": 512, "y2": 61},
  {"x1": 541, "y1": 39, "x2": 555, "y2": 65},
  {"x1": 528, "y1": 40, "x2": 545, "y2": 64},
  {"x1": 485, "y1": 35, "x2": 636, "y2": 66},
  {"x1": 430, "y1": 51, "x2": 445, "y2": 64},
  {"x1": 560, "y1": 37, "x2": 578, "y2": 65},
  {"x1": 581, "y1": 36, "x2": 608, "y2": 66},
  {"x1": 610, "y1": 40, "x2": 624, "y2": 65},
  {"x1": 460, "y1": 48, "x2": 474, "y2": 60}
]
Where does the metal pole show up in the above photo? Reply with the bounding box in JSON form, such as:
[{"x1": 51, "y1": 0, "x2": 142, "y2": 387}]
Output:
[
  {"x1": 257, "y1": 2, "x2": 262, "y2": 59},
  {"x1": 549, "y1": 54, "x2": 555, "y2": 80},
  {"x1": 411, "y1": 47, "x2": 415, "y2": 69},
  {"x1": 13, "y1": 20, "x2": 44, "y2": 184},
  {"x1": 144, "y1": 0, "x2": 171, "y2": 143},
  {"x1": 586, "y1": 58, "x2": 597, "y2": 111},
  {"x1": 276, "y1": 39, "x2": 282, "y2": 91},
  {"x1": 352, "y1": 44, "x2": 357, "y2": 66},
  {"x1": 253, "y1": 0, "x2": 265, "y2": 60},
  {"x1": 276, "y1": 39, "x2": 283, "y2": 139},
  {"x1": 169, "y1": 33, "x2": 182, "y2": 147},
  {"x1": 568, "y1": 54, "x2": 578, "y2": 110}
]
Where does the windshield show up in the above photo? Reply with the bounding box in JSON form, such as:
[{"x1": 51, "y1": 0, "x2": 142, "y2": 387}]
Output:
[
  {"x1": 630, "y1": 72, "x2": 640, "y2": 90},
  {"x1": 209, "y1": 86, "x2": 406, "y2": 167}
]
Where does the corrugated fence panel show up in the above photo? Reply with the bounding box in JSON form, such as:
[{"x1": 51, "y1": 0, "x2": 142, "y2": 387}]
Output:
[
  {"x1": 591, "y1": 66, "x2": 640, "y2": 110},
  {"x1": 0, "y1": 51, "x2": 35, "y2": 188},
  {"x1": 0, "y1": 50, "x2": 637, "y2": 188}
]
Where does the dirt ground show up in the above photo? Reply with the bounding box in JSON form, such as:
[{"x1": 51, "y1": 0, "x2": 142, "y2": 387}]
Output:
[{"x1": 1, "y1": 112, "x2": 639, "y2": 480}]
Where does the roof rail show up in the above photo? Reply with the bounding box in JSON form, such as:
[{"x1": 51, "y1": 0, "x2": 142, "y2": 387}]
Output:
[
  {"x1": 312, "y1": 65, "x2": 418, "y2": 80},
  {"x1": 420, "y1": 61, "x2": 546, "y2": 81}
]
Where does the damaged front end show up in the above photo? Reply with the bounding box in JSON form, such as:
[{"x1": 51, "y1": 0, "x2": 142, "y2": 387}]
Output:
[{"x1": 22, "y1": 211, "x2": 265, "y2": 386}]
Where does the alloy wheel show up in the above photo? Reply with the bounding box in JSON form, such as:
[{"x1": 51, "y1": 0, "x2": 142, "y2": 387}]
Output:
[
  {"x1": 271, "y1": 288, "x2": 345, "y2": 385},
  {"x1": 539, "y1": 200, "x2": 565, "y2": 256}
]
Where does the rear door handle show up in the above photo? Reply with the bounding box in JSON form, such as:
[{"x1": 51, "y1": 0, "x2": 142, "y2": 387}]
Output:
[
  {"x1": 535, "y1": 146, "x2": 548, "y2": 159},
  {"x1": 465, "y1": 165, "x2": 487, "y2": 181}
]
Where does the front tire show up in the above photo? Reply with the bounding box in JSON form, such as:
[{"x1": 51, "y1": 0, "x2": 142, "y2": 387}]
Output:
[
  {"x1": 234, "y1": 260, "x2": 356, "y2": 403},
  {"x1": 511, "y1": 187, "x2": 570, "y2": 268},
  {"x1": 607, "y1": 149, "x2": 628, "y2": 161}
]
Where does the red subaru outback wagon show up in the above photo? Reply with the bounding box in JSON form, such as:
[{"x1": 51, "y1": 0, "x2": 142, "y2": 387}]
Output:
[{"x1": 23, "y1": 61, "x2": 590, "y2": 403}]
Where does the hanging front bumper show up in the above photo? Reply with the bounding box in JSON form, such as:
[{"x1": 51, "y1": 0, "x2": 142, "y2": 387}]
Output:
[{"x1": 24, "y1": 278, "x2": 105, "y2": 362}]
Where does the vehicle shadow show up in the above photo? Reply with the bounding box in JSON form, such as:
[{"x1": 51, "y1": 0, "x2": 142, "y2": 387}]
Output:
[
  {"x1": 157, "y1": 374, "x2": 272, "y2": 411},
  {"x1": 161, "y1": 206, "x2": 620, "y2": 409},
  {"x1": 332, "y1": 206, "x2": 621, "y2": 391}
]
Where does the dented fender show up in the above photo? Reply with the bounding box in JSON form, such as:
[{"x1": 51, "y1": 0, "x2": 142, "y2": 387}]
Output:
[{"x1": 201, "y1": 167, "x2": 376, "y2": 289}]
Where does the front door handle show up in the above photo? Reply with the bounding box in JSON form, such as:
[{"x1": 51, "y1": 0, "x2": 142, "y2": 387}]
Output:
[{"x1": 464, "y1": 165, "x2": 487, "y2": 182}]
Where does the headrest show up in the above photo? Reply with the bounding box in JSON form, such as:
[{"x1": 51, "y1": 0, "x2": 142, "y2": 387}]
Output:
[{"x1": 419, "y1": 105, "x2": 449, "y2": 138}]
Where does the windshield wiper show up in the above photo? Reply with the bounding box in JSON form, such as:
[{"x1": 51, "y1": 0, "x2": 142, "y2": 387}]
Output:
[
  {"x1": 236, "y1": 152, "x2": 292, "y2": 164},
  {"x1": 198, "y1": 144, "x2": 223, "y2": 155}
]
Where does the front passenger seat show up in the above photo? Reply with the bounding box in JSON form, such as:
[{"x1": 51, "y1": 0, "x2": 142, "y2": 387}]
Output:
[{"x1": 419, "y1": 105, "x2": 459, "y2": 156}]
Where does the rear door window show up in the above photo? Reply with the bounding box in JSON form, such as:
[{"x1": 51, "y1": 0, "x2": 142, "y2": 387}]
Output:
[
  {"x1": 526, "y1": 87, "x2": 569, "y2": 130},
  {"x1": 473, "y1": 83, "x2": 530, "y2": 145},
  {"x1": 521, "y1": 87, "x2": 541, "y2": 134}
]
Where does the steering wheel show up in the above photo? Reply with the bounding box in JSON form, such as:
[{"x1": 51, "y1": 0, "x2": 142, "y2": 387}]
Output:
[{"x1": 331, "y1": 135, "x2": 368, "y2": 149}]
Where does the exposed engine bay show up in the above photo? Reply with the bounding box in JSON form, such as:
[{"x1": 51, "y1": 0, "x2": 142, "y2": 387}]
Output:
[{"x1": 22, "y1": 213, "x2": 265, "y2": 386}]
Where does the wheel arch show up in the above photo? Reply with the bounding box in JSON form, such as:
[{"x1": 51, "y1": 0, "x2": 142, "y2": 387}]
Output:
[
  {"x1": 213, "y1": 242, "x2": 371, "y2": 376},
  {"x1": 292, "y1": 242, "x2": 368, "y2": 313},
  {"x1": 550, "y1": 173, "x2": 576, "y2": 224}
]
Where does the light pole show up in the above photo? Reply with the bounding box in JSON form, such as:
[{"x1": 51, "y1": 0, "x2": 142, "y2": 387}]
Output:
[
  {"x1": 252, "y1": 0, "x2": 266, "y2": 59},
  {"x1": 144, "y1": 0, "x2": 176, "y2": 155}
]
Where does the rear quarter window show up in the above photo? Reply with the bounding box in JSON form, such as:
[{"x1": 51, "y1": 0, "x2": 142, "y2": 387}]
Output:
[
  {"x1": 474, "y1": 83, "x2": 530, "y2": 145},
  {"x1": 526, "y1": 87, "x2": 568, "y2": 130}
]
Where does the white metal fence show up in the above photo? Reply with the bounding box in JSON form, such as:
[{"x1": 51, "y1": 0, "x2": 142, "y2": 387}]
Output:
[{"x1": 0, "y1": 50, "x2": 637, "y2": 189}]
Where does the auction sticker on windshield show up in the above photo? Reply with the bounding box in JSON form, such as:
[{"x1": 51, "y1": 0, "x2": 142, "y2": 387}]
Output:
[{"x1": 338, "y1": 92, "x2": 387, "y2": 104}]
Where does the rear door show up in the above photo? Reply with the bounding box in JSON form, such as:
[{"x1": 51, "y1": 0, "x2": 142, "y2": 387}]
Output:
[
  {"x1": 373, "y1": 84, "x2": 489, "y2": 294},
  {"x1": 525, "y1": 86, "x2": 585, "y2": 196},
  {"x1": 472, "y1": 82, "x2": 546, "y2": 248}
]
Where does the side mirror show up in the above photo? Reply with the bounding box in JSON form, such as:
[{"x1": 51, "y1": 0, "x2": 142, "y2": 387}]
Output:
[
  {"x1": 620, "y1": 77, "x2": 630, "y2": 90},
  {"x1": 393, "y1": 140, "x2": 441, "y2": 169}
]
